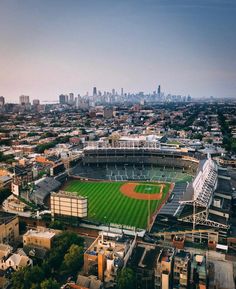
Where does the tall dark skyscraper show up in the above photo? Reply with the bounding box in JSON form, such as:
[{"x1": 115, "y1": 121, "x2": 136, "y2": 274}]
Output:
[
  {"x1": 93, "y1": 87, "x2": 97, "y2": 97},
  {"x1": 157, "y1": 85, "x2": 161, "y2": 97},
  {"x1": 0, "y1": 96, "x2": 5, "y2": 107},
  {"x1": 69, "y1": 93, "x2": 74, "y2": 104},
  {"x1": 59, "y1": 94, "x2": 66, "y2": 104}
]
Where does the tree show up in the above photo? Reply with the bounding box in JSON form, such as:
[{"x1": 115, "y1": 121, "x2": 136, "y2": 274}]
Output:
[
  {"x1": 207, "y1": 139, "x2": 213, "y2": 144},
  {"x1": 30, "y1": 284, "x2": 40, "y2": 289},
  {"x1": 0, "y1": 187, "x2": 11, "y2": 205},
  {"x1": 117, "y1": 268, "x2": 135, "y2": 289},
  {"x1": 40, "y1": 278, "x2": 60, "y2": 289},
  {"x1": 11, "y1": 268, "x2": 27, "y2": 289},
  {"x1": 11, "y1": 266, "x2": 44, "y2": 289},
  {"x1": 61, "y1": 244, "x2": 83, "y2": 276},
  {"x1": 53, "y1": 231, "x2": 84, "y2": 251},
  {"x1": 47, "y1": 232, "x2": 84, "y2": 272},
  {"x1": 11, "y1": 232, "x2": 85, "y2": 286},
  {"x1": 191, "y1": 133, "x2": 203, "y2": 140},
  {"x1": 49, "y1": 220, "x2": 64, "y2": 230},
  {"x1": 25, "y1": 265, "x2": 45, "y2": 286}
]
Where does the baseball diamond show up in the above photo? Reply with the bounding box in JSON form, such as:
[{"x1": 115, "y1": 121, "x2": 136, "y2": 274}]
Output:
[{"x1": 64, "y1": 180, "x2": 173, "y2": 229}]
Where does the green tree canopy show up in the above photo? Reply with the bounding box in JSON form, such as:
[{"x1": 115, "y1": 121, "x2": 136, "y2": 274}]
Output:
[
  {"x1": 40, "y1": 278, "x2": 60, "y2": 289},
  {"x1": 61, "y1": 244, "x2": 83, "y2": 276},
  {"x1": 117, "y1": 268, "x2": 135, "y2": 289}
]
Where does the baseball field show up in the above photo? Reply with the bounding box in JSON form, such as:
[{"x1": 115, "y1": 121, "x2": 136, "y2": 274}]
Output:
[{"x1": 64, "y1": 180, "x2": 172, "y2": 229}]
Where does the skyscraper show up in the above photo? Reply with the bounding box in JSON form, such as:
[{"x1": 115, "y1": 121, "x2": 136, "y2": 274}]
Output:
[
  {"x1": 69, "y1": 93, "x2": 74, "y2": 104},
  {"x1": 33, "y1": 99, "x2": 40, "y2": 106},
  {"x1": 59, "y1": 94, "x2": 66, "y2": 104},
  {"x1": 121, "y1": 88, "x2": 124, "y2": 96},
  {"x1": 157, "y1": 85, "x2": 161, "y2": 97},
  {"x1": 93, "y1": 87, "x2": 97, "y2": 97},
  {"x1": 19, "y1": 95, "x2": 30, "y2": 105},
  {"x1": 0, "y1": 96, "x2": 5, "y2": 107}
]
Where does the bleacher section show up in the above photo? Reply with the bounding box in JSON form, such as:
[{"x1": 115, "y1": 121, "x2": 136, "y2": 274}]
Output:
[
  {"x1": 31, "y1": 177, "x2": 61, "y2": 205},
  {"x1": 72, "y1": 163, "x2": 193, "y2": 182}
]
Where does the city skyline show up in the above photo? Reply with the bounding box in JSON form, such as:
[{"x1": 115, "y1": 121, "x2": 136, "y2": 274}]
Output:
[{"x1": 0, "y1": 0, "x2": 236, "y2": 102}]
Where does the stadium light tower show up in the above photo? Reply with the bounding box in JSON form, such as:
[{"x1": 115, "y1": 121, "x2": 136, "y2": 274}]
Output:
[{"x1": 147, "y1": 193, "x2": 151, "y2": 231}]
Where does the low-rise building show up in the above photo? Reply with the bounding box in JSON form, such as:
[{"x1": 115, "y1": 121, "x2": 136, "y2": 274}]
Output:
[
  {"x1": 0, "y1": 212, "x2": 19, "y2": 243},
  {"x1": 190, "y1": 254, "x2": 207, "y2": 289},
  {"x1": 130, "y1": 243, "x2": 162, "y2": 289},
  {"x1": 0, "y1": 175, "x2": 12, "y2": 188},
  {"x1": 155, "y1": 247, "x2": 175, "y2": 289},
  {"x1": 23, "y1": 227, "x2": 57, "y2": 250},
  {"x1": 4, "y1": 252, "x2": 32, "y2": 271},
  {"x1": 0, "y1": 244, "x2": 32, "y2": 271},
  {"x1": 84, "y1": 232, "x2": 136, "y2": 287},
  {"x1": 173, "y1": 251, "x2": 190, "y2": 289}
]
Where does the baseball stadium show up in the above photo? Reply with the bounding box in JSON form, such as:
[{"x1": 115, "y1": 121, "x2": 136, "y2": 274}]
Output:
[{"x1": 64, "y1": 140, "x2": 233, "y2": 243}]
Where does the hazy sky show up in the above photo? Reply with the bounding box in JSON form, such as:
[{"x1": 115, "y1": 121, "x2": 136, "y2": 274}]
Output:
[{"x1": 0, "y1": 0, "x2": 236, "y2": 102}]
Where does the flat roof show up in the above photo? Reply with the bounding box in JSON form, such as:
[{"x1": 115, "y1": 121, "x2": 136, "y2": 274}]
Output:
[
  {"x1": 215, "y1": 178, "x2": 232, "y2": 195},
  {"x1": 0, "y1": 211, "x2": 17, "y2": 226},
  {"x1": 24, "y1": 229, "x2": 55, "y2": 239},
  {"x1": 130, "y1": 244, "x2": 161, "y2": 270}
]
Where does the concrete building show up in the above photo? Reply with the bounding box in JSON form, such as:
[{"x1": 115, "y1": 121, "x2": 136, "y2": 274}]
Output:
[
  {"x1": 84, "y1": 232, "x2": 136, "y2": 287},
  {"x1": 173, "y1": 251, "x2": 190, "y2": 289},
  {"x1": 32, "y1": 99, "x2": 40, "y2": 106},
  {"x1": 19, "y1": 95, "x2": 30, "y2": 105},
  {"x1": 51, "y1": 191, "x2": 88, "y2": 219},
  {"x1": 59, "y1": 94, "x2": 68, "y2": 104},
  {"x1": 69, "y1": 93, "x2": 74, "y2": 104},
  {"x1": 0, "y1": 212, "x2": 19, "y2": 243},
  {"x1": 0, "y1": 96, "x2": 5, "y2": 107},
  {"x1": 130, "y1": 243, "x2": 162, "y2": 289},
  {"x1": 3, "y1": 194, "x2": 28, "y2": 213},
  {"x1": 190, "y1": 254, "x2": 207, "y2": 289},
  {"x1": 12, "y1": 164, "x2": 33, "y2": 193},
  {"x1": 155, "y1": 248, "x2": 175, "y2": 289},
  {"x1": 23, "y1": 227, "x2": 57, "y2": 250}
]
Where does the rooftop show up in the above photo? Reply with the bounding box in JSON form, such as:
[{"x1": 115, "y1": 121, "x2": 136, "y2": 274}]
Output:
[
  {"x1": 0, "y1": 211, "x2": 18, "y2": 226},
  {"x1": 24, "y1": 228, "x2": 56, "y2": 239}
]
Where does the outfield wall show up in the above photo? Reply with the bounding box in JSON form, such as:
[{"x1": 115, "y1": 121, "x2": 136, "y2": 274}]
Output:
[{"x1": 79, "y1": 222, "x2": 146, "y2": 237}]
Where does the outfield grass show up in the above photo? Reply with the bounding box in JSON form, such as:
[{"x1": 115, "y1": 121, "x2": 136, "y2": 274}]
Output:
[{"x1": 64, "y1": 180, "x2": 171, "y2": 229}]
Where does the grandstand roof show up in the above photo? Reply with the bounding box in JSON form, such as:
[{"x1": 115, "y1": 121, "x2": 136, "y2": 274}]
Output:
[
  {"x1": 31, "y1": 177, "x2": 61, "y2": 205},
  {"x1": 218, "y1": 168, "x2": 230, "y2": 178},
  {"x1": 182, "y1": 158, "x2": 217, "y2": 207},
  {"x1": 159, "y1": 183, "x2": 188, "y2": 217}
]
